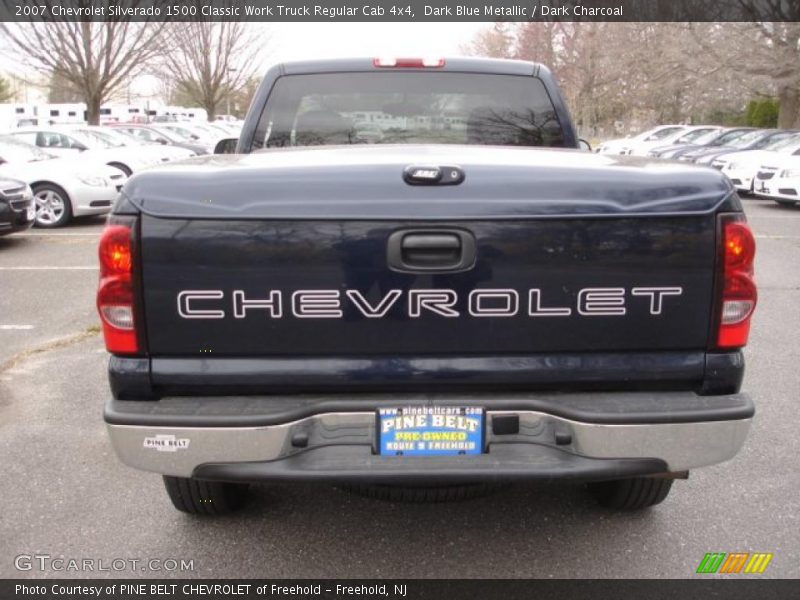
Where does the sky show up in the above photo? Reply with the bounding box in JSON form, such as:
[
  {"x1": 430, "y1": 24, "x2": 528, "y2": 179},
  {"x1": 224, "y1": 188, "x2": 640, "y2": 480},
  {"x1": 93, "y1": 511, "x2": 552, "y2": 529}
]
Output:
[
  {"x1": 125, "y1": 22, "x2": 490, "y2": 100},
  {"x1": 4, "y1": 22, "x2": 491, "y2": 103},
  {"x1": 264, "y1": 22, "x2": 488, "y2": 65}
]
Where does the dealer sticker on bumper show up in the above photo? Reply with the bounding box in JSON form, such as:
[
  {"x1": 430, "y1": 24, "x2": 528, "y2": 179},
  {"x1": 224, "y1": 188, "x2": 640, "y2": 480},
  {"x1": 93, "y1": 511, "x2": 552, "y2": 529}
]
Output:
[{"x1": 378, "y1": 406, "x2": 483, "y2": 456}]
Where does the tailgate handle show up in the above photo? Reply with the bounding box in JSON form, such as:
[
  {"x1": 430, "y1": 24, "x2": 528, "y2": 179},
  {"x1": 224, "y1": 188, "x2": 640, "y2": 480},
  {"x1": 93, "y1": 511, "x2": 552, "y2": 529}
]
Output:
[{"x1": 387, "y1": 229, "x2": 476, "y2": 273}]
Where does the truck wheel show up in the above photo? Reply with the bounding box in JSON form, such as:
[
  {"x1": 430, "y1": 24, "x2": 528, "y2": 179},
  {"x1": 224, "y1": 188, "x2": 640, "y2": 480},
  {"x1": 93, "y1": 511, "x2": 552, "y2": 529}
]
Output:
[
  {"x1": 588, "y1": 476, "x2": 673, "y2": 510},
  {"x1": 342, "y1": 482, "x2": 502, "y2": 503},
  {"x1": 162, "y1": 476, "x2": 249, "y2": 515}
]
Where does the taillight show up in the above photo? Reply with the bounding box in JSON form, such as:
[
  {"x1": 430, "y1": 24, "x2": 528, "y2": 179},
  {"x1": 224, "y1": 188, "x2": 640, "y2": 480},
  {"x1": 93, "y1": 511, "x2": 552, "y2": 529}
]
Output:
[
  {"x1": 716, "y1": 215, "x2": 757, "y2": 348},
  {"x1": 373, "y1": 57, "x2": 445, "y2": 68},
  {"x1": 97, "y1": 220, "x2": 138, "y2": 354}
]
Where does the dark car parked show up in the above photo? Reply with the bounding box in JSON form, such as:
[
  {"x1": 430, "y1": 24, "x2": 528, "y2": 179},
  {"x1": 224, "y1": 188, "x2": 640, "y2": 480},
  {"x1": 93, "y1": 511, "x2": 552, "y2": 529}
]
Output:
[
  {"x1": 684, "y1": 129, "x2": 799, "y2": 165},
  {"x1": 649, "y1": 128, "x2": 755, "y2": 160},
  {"x1": 0, "y1": 178, "x2": 35, "y2": 237}
]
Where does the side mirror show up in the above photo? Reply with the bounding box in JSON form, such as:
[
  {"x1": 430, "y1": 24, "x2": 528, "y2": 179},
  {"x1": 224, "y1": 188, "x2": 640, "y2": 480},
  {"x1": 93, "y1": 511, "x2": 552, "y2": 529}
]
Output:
[
  {"x1": 578, "y1": 139, "x2": 592, "y2": 152},
  {"x1": 214, "y1": 138, "x2": 238, "y2": 154},
  {"x1": 156, "y1": 138, "x2": 168, "y2": 145}
]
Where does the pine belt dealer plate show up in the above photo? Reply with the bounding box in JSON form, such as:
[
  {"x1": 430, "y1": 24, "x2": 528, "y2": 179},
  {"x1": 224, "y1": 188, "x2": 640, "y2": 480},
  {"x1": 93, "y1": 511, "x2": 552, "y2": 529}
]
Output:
[{"x1": 378, "y1": 407, "x2": 484, "y2": 456}]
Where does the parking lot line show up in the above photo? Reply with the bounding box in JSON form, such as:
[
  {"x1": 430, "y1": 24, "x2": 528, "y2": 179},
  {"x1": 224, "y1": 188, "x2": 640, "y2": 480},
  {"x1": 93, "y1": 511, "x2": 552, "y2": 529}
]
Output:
[
  {"x1": 747, "y1": 215, "x2": 800, "y2": 219},
  {"x1": 0, "y1": 266, "x2": 98, "y2": 270},
  {"x1": 0, "y1": 325, "x2": 34, "y2": 330},
  {"x1": 14, "y1": 232, "x2": 101, "y2": 237}
]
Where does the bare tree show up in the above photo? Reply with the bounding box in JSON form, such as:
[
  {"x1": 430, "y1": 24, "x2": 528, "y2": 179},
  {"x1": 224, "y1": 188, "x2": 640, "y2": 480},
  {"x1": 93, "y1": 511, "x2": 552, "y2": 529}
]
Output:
[
  {"x1": 162, "y1": 16, "x2": 264, "y2": 121},
  {"x1": 470, "y1": 23, "x2": 647, "y2": 135},
  {"x1": 48, "y1": 71, "x2": 83, "y2": 103},
  {"x1": 467, "y1": 22, "x2": 764, "y2": 136},
  {"x1": 461, "y1": 22, "x2": 516, "y2": 58},
  {"x1": 1, "y1": 4, "x2": 167, "y2": 124},
  {"x1": 689, "y1": 22, "x2": 800, "y2": 127}
]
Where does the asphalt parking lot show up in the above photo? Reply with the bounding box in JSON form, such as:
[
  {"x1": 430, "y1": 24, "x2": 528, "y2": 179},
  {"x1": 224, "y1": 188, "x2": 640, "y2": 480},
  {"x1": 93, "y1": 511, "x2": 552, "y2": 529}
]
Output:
[{"x1": 1, "y1": 198, "x2": 799, "y2": 579}]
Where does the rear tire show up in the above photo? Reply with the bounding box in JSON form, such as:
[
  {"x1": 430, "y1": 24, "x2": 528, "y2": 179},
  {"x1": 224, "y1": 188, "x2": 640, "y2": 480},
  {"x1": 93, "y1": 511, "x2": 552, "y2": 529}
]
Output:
[
  {"x1": 163, "y1": 476, "x2": 249, "y2": 515},
  {"x1": 342, "y1": 482, "x2": 502, "y2": 503},
  {"x1": 588, "y1": 476, "x2": 673, "y2": 510}
]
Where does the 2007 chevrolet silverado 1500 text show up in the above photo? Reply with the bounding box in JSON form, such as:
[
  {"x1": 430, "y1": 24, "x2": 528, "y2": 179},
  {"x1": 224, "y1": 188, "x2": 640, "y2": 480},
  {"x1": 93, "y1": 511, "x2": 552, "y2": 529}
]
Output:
[{"x1": 99, "y1": 58, "x2": 757, "y2": 514}]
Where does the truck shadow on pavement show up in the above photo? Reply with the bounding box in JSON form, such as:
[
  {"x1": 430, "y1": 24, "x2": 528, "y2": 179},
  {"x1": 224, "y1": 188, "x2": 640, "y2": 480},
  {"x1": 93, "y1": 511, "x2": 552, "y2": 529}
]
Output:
[{"x1": 164, "y1": 480, "x2": 667, "y2": 578}]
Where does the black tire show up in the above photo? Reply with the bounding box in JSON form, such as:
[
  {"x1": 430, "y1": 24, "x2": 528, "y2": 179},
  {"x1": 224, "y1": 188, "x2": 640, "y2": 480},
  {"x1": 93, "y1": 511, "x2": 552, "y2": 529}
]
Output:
[
  {"x1": 32, "y1": 183, "x2": 72, "y2": 228},
  {"x1": 163, "y1": 476, "x2": 249, "y2": 515},
  {"x1": 774, "y1": 199, "x2": 798, "y2": 207},
  {"x1": 342, "y1": 482, "x2": 503, "y2": 503},
  {"x1": 588, "y1": 476, "x2": 674, "y2": 510},
  {"x1": 108, "y1": 162, "x2": 132, "y2": 177}
]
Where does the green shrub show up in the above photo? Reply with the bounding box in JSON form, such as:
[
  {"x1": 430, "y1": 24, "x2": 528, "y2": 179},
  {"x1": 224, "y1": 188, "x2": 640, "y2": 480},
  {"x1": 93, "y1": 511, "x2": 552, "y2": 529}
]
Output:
[{"x1": 748, "y1": 98, "x2": 779, "y2": 128}]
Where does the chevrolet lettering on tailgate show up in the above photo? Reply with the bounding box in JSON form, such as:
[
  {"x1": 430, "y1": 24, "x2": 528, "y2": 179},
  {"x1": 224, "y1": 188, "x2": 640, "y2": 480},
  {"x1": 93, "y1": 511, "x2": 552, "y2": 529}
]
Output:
[{"x1": 176, "y1": 287, "x2": 684, "y2": 319}]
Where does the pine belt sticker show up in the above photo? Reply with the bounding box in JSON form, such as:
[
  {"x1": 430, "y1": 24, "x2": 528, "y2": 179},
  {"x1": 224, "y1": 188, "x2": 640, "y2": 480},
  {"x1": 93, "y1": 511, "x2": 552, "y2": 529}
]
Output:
[{"x1": 143, "y1": 434, "x2": 190, "y2": 452}]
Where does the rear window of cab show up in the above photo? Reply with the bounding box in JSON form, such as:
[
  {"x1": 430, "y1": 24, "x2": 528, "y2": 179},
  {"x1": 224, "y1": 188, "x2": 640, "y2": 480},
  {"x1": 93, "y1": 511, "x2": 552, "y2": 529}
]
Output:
[{"x1": 250, "y1": 72, "x2": 566, "y2": 151}]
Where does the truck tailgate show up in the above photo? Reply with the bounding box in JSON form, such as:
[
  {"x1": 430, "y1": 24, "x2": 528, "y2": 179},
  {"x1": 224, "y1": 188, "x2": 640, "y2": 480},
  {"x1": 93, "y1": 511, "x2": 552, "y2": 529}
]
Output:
[
  {"x1": 139, "y1": 214, "x2": 715, "y2": 356},
  {"x1": 129, "y1": 146, "x2": 729, "y2": 358}
]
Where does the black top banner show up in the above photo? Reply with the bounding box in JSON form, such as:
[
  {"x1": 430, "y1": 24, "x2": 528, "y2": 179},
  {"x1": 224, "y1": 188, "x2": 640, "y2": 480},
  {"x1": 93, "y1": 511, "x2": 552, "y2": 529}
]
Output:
[{"x1": 0, "y1": 0, "x2": 799, "y2": 22}]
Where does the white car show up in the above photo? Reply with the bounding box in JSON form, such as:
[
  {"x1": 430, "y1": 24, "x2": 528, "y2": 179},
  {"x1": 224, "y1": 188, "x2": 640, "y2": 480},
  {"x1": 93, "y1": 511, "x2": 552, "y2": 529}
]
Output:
[
  {"x1": 713, "y1": 134, "x2": 800, "y2": 194},
  {"x1": 92, "y1": 126, "x2": 196, "y2": 162},
  {"x1": 753, "y1": 154, "x2": 800, "y2": 206},
  {"x1": 595, "y1": 125, "x2": 686, "y2": 156},
  {"x1": 10, "y1": 126, "x2": 166, "y2": 176},
  {"x1": 210, "y1": 121, "x2": 243, "y2": 137},
  {"x1": 0, "y1": 134, "x2": 125, "y2": 227},
  {"x1": 627, "y1": 126, "x2": 720, "y2": 157},
  {"x1": 644, "y1": 126, "x2": 724, "y2": 158},
  {"x1": 159, "y1": 123, "x2": 228, "y2": 148},
  {"x1": 111, "y1": 124, "x2": 213, "y2": 155},
  {"x1": 68, "y1": 125, "x2": 198, "y2": 165}
]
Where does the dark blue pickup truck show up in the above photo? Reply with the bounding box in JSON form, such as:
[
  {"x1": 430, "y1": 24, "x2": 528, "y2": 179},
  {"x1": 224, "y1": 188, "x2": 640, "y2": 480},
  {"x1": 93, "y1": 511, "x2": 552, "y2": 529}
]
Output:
[{"x1": 99, "y1": 58, "x2": 757, "y2": 514}]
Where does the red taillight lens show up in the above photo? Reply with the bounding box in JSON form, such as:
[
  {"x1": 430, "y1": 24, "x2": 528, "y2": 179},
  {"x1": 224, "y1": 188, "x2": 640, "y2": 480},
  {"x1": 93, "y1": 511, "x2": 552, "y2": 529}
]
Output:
[
  {"x1": 373, "y1": 57, "x2": 445, "y2": 68},
  {"x1": 97, "y1": 221, "x2": 138, "y2": 354},
  {"x1": 716, "y1": 215, "x2": 757, "y2": 348},
  {"x1": 99, "y1": 225, "x2": 133, "y2": 274},
  {"x1": 723, "y1": 222, "x2": 756, "y2": 273}
]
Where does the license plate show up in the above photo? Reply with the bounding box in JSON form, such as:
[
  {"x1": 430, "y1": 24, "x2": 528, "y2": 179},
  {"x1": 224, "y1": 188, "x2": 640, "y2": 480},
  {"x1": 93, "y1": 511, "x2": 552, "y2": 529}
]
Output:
[{"x1": 378, "y1": 407, "x2": 484, "y2": 456}]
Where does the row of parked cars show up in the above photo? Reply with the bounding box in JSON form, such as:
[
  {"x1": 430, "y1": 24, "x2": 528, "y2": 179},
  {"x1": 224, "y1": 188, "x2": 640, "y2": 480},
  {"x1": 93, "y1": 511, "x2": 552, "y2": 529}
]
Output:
[
  {"x1": 0, "y1": 120, "x2": 242, "y2": 232},
  {"x1": 596, "y1": 125, "x2": 800, "y2": 207},
  {"x1": 5, "y1": 118, "x2": 796, "y2": 237}
]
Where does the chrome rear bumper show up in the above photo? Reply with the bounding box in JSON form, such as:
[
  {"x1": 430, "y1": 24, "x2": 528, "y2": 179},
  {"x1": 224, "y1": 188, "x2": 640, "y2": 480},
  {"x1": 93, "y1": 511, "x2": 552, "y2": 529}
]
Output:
[{"x1": 106, "y1": 394, "x2": 753, "y2": 480}]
